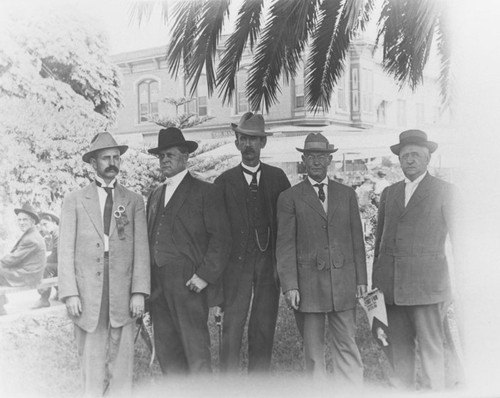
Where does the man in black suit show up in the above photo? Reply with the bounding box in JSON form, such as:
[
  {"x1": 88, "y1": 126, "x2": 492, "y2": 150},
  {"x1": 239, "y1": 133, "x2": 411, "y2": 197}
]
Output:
[
  {"x1": 215, "y1": 113, "x2": 291, "y2": 373},
  {"x1": 147, "y1": 127, "x2": 231, "y2": 374}
]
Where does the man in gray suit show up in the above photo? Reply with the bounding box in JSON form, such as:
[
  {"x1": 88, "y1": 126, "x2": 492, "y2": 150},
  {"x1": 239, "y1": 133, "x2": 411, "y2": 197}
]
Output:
[
  {"x1": 372, "y1": 130, "x2": 459, "y2": 390},
  {"x1": 277, "y1": 133, "x2": 367, "y2": 384},
  {"x1": 59, "y1": 132, "x2": 150, "y2": 396}
]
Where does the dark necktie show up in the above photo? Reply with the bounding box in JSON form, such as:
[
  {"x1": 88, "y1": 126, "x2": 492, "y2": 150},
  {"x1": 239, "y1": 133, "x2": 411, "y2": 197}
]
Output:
[
  {"x1": 314, "y1": 183, "x2": 326, "y2": 203},
  {"x1": 241, "y1": 166, "x2": 261, "y2": 195},
  {"x1": 95, "y1": 180, "x2": 114, "y2": 235}
]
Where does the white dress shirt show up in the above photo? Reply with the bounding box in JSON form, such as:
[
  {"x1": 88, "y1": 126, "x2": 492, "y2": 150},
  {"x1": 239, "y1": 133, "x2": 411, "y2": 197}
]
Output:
[
  {"x1": 241, "y1": 162, "x2": 261, "y2": 185},
  {"x1": 308, "y1": 176, "x2": 329, "y2": 213},
  {"x1": 95, "y1": 175, "x2": 116, "y2": 252},
  {"x1": 164, "y1": 169, "x2": 189, "y2": 207},
  {"x1": 404, "y1": 171, "x2": 427, "y2": 207}
]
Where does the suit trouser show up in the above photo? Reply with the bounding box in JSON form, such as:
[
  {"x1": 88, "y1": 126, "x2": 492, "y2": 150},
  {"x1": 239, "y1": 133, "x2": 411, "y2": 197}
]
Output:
[
  {"x1": 151, "y1": 263, "x2": 212, "y2": 374},
  {"x1": 74, "y1": 257, "x2": 135, "y2": 397},
  {"x1": 220, "y1": 249, "x2": 279, "y2": 373},
  {"x1": 294, "y1": 309, "x2": 363, "y2": 384},
  {"x1": 386, "y1": 303, "x2": 446, "y2": 390}
]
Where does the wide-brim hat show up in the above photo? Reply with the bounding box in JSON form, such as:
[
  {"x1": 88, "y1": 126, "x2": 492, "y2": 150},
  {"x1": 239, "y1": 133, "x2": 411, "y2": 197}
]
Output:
[
  {"x1": 390, "y1": 129, "x2": 438, "y2": 155},
  {"x1": 296, "y1": 132, "x2": 338, "y2": 153},
  {"x1": 231, "y1": 112, "x2": 272, "y2": 136},
  {"x1": 82, "y1": 132, "x2": 128, "y2": 163},
  {"x1": 148, "y1": 127, "x2": 198, "y2": 155},
  {"x1": 38, "y1": 211, "x2": 60, "y2": 225},
  {"x1": 14, "y1": 202, "x2": 39, "y2": 224}
]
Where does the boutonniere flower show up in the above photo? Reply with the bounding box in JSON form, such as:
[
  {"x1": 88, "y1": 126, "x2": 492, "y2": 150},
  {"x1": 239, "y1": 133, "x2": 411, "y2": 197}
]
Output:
[{"x1": 113, "y1": 205, "x2": 129, "y2": 239}]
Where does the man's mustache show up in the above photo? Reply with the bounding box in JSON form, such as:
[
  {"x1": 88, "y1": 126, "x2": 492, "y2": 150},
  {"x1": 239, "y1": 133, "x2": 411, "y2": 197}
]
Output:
[
  {"x1": 243, "y1": 148, "x2": 255, "y2": 155},
  {"x1": 105, "y1": 165, "x2": 119, "y2": 173}
]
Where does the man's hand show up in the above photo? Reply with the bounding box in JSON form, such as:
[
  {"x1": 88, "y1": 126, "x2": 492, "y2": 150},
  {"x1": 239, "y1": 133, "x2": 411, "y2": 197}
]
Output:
[
  {"x1": 285, "y1": 289, "x2": 300, "y2": 310},
  {"x1": 356, "y1": 284, "x2": 368, "y2": 298},
  {"x1": 130, "y1": 293, "x2": 145, "y2": 318},
  {"x1": 65, "y1": 296, "x2": 82, "y2": 317},
  {"x1": 186, "y1": 274, "x2": 208, "y2": 293},
  {"x1": 214, "y1": 306, "x2": 224, "y2": 317}
]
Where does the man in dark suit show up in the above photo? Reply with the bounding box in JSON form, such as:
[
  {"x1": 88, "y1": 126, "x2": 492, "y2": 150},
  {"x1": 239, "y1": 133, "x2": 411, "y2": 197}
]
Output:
[
  {"x1": 277, "y1": 133, "x2": 367, "y2": 384},
  {"x1": 372, "y1": 130, "x2": 459, "y2": 390},
  {"x1": 0, "y1": 203, "x2": 46, "y2": 315},
  {"x1": 214, "y1": 112, "x2": 290, "y2": 373},
  {"x1": 147, "y1": 127, "x2": 231, "y2": 374}
]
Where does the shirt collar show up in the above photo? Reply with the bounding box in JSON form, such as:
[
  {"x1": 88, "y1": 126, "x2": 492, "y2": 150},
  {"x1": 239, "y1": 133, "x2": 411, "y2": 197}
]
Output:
[
  {"x1": 308, "y1": 176, "x2": 328, "y2": 186},
  {"x1": 241, "y1": 162, "x2": 261, "y2": 174},
  {"x1": 95, "y1": 175, "x2": 117, "y2": 188},
  {"x1": 404, "y1": 171, "x2": 427, "y2": 185},
  {"x1": 165, "y1": 169, "x2": 188, "y2": 186}
]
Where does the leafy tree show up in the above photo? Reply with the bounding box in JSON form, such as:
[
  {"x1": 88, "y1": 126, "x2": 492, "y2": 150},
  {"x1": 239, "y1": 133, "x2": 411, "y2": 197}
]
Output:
[
  {"x1": 0, "y1": 6, "x2": 122, "y2": 211},
  {"x1": 131, "y1": 0, "x2": 451, "y2": 112}
]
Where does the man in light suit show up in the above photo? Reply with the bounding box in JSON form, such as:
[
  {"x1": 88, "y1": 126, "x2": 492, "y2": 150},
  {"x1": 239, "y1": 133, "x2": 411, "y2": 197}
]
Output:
[
  {"x1": 146, "y1": 127, "x2": 231, "y2": 374},
  {"x1": 214, "y1": 112, "x2": 290, "y2": 373},
  {"x1": 59, "y1": 132, "x2": 150, "y2": 396},
  {"x1": 372, "y1": 130, "x2": 459, "y2": 390},
  {"x1": 0, "y1": 202, "x2": 46, "y2": 315},
  {"x1": 277, "y1": 133, "x2": 367, "y2": 384}
]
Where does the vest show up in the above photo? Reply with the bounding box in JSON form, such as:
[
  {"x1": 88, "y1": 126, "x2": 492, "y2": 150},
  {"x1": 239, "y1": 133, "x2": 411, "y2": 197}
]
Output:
[{"x1": 244, "y1": 175, "x2": 270, "y2": 252}]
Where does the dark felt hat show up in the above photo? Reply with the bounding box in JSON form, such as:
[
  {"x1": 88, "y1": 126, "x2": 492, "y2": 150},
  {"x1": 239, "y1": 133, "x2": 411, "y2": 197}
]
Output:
[
  {"x1": 148, "y1": 127, "x2": 198, "y2": 155},
  {"x1": 296, "y1": 132, "x2": 338, "y2": 153},
  {"x1": 390, "y1": 129, "x2": 438, "y2": 155},
  {"x1": 82, "y1": 132, "x2": 128, "y2": 163},
  {"x1": 39, "y1": 211, "x2": 60, "y2": 225},
  {"x1": 231, "y1": 112, "x2": 272, "y2": 136},
  {"x1": 14, "y1": 202, "x2": 40, "y2": 224}
]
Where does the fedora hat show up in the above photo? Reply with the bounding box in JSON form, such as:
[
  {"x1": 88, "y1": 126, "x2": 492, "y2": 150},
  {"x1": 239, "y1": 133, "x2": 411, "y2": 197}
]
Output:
[
  {"x1": 390, "y1": 129, "x2": 438, "y2": 155},
  {"x1": 148, "y1": 127, "x2": 198, "y2": 155},
  {"x1": 231, "y1": 112, "x2": 272, "y2": 136},
  {"x1": 14, "y1": 202, "x2": 40, "y2": 224},
  {"x1": 39, "y1": 211, "x2": 60, "y2": 225},
  {"x1": 82, "y1": 132, "x2": 128, "y2": 163},
  {"x1": 296, "y1": 132, "x2": 338, "y2": 153}
]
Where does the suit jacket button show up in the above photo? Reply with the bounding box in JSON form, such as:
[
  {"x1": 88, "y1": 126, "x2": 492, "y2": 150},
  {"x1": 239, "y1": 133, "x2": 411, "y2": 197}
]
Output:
[
  {"x1": 97, "y1": 271, "x2": 101, "y2": 276},
  {"x1": 97, "y1": 258, "x2": 101, "y2": 263},
  {"x1": 96, "y1": 243, "x2": 100, "y2": 247},
  {"x1": 238, "y1": 256, "x2": 243, "y2": 260}
]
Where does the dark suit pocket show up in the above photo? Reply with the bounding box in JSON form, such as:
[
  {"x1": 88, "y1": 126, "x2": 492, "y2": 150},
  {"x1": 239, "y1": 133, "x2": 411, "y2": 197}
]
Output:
[{"x1": 332, "y1": 252, "x2": 345, "y2": 268}]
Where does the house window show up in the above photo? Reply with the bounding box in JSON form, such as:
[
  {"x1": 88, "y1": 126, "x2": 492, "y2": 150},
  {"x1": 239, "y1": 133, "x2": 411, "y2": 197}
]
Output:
[
  {"x1": 397, "y1": 99, "x2": 407, "y2": 126},
  {"x1": 235, "y1": 71, "x2": 249, "y2": 114},
  {"x1": 138, "y1": 79, "x2": 159, "y2": 123},
  {"x1": 294, "y1": 63, "x2": 305, "y2": 109},
  {"x1": 377, "y1": 100, "x2": 387, "y2": 124},
  {"x1": 337, "y1": 73, "x2": 347, "y2": 111},
  {"x1": 416, "y1": 103, "x2": 425, "y2": 126},
  {"x1": 361, "y1": 68, "x2": 373, "y2": 112},
  {"x1": 187, "y1": 79, "x2": 208, "y2": 116}
]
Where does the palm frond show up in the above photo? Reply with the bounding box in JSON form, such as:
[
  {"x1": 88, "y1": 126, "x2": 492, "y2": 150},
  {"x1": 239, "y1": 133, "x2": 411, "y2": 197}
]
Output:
[
  {"x1": 167, "y1": 0, "x2": 203, "y2": 78},
  {"x1": 186, "y1": 0, "x2": 230, "y2": 97},
  {"x1": 377, "y1": 0, "x2": 443, "y2": 91},
  {"x1": 216, "y1": 0, "x2": 265, "y2": 104},
  {"x1": 306, "y1": 0, "x2": 371, "y2": 112},
  {"x1": 128, "y1": 0, "x2": 170, "y2": 26},
  {"x1": 247, "y1": 0, "x2": 319, "y2": 112},
  {"x1": 435, "y1": 3, "x2": 452, "y2": 109}
]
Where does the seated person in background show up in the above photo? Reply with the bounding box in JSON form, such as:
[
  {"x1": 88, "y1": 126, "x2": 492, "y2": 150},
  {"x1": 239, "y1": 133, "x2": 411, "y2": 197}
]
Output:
[
  {"x1": 0, "y1": 203, "x2": 46, "y2": 315},
  {"x1": 33, "y1": 211, "x2": 59, "y2": 309}
]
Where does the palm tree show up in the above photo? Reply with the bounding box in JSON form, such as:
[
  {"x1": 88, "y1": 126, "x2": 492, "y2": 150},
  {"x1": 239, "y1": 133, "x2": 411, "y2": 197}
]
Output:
[{"x1": 130, "y1": 0, "x2": 450, "y2": 113}]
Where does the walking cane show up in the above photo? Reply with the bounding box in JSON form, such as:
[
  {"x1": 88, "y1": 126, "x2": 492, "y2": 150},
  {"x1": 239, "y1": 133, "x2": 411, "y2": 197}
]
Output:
[{"x1": 215, "y1": 311, "x2": 223, "y2": 367}]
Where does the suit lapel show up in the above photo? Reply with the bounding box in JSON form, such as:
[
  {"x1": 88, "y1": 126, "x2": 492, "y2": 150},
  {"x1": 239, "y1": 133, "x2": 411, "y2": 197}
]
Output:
[
  {"x1": 402, "y1": 173, "x2": 432, "y2": 216},
  {"x1": 228, "y1": 167, "x2": 249, "y2": 227},
  {"x1": 301, "y1": 180, "x2": 327, "y2": 220},
  {"x1": 393, "y1": 181, "x2": 405, "y2": 213},
  {"x1": 81, "y1": 183, "x2": 104, "y2": 240},
  {"x1": 327, "y1": 180, "x2": 340, "y2": 222},
  {"x1": 168, "y1": 172, "x2": 193, "y2": 220},
  {"x1": 259, "y1": 164, "x2": 273, "y2": 220},
  {"x1": 109, "y1": 183, "x2": 131, "y2": 237},
  {"x1": 11, "y1": 228, "x2": 31, "y2": 252}
]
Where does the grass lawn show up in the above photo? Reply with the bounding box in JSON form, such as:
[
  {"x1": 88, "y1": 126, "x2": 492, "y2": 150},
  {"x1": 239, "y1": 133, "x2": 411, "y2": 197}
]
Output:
[{"x1": 0, "y1": 296, "x2": 396, "y2": 397}]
